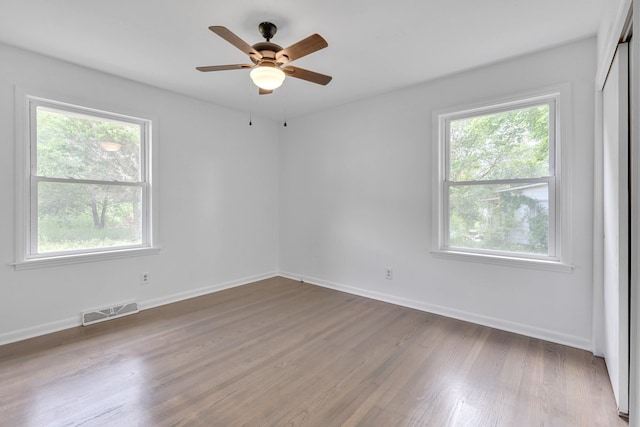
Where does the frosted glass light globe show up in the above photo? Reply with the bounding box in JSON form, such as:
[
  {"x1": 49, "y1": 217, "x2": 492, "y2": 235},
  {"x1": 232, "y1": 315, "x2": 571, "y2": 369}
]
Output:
[{"x1": 250, "y1": 66, "x2": 286, "y2": 90}]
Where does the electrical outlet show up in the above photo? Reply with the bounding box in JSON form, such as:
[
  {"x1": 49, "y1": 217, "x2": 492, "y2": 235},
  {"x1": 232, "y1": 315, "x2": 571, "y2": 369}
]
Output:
[
  {"x1": 385, "y1": 268, "x2": 393, "y2": 280},
  {"x1": 141, "y1": 272, "x2": 150, "y2": 285}
]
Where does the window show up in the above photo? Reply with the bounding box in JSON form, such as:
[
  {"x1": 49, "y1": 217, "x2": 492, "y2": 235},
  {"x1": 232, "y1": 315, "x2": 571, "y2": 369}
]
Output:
[
  {"x1": 15, "y1": 95, "x2": 157, "y2": 268},
  {"x1": 434, "y1": 90, "x2": 570, "y2": 268}
]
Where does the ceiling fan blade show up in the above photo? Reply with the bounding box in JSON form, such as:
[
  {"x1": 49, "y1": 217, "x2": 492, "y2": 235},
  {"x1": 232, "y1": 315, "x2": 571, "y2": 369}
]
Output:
[
  {"x1": 283, "y1": 66, "x2": 332, "y2": 85},
  {"x1": 196, "y1": 64, "x2": 253, "y2": 72},
  {"x1": 259, "y1": 88, "x2": 273, "y2": 95},
  {"x1": 276, "y1": 34, "x2": 328, "y2": 63},
  {"x1": 209, "y1": 26, "x2": 262, "y2": 59}
]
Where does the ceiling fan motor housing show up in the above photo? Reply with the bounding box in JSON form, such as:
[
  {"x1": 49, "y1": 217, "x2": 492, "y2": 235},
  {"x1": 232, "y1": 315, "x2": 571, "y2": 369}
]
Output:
[{"x1": 250, "y1": 42, "x2": 283, "y2": 64}]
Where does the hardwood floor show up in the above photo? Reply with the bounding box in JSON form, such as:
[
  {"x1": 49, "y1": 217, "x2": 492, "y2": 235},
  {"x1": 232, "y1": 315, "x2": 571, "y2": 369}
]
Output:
[{"x1": 0, "y1": 277, "x2": 628, "y2": 426}]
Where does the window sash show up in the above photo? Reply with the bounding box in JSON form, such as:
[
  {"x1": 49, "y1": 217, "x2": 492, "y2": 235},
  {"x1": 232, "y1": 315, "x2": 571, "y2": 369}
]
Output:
[
  {"x1": 29, "y1": 98, "x2": 149, "y2": 182},
  {"x1": 443, "y1": 99, "x2": 556, "y2": 183},
  {"x1": 442, "y1": 176, "x2": 557, "y2": 258}
]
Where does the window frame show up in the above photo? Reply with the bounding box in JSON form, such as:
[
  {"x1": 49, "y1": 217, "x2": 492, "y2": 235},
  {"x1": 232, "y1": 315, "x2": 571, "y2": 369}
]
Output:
[
  {"x1": 14, "y1": 90, "x2": 160, "y2": 270},
  {"x1": 431, "y1": 86, "x2": 573, "y2": 272}
]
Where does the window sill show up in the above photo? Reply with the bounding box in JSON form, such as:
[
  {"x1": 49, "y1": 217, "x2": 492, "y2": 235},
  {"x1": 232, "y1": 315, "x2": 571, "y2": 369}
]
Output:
[
  {"x1": 430, "y1": 249, "x2": 573, "y2": 273},
  {"x1": 12, "y1": 247, "x2": 161, "y2": 271}
]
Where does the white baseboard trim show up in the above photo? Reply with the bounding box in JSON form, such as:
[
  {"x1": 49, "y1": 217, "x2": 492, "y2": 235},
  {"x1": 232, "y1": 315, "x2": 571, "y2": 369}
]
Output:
[
  {"x1": 0, "y1": 271, "x2": 279, "y2": 347},
  {"x1": 279, "y1": 271, "x2": 592, "y2": 352},
  {"x1": 138, "y1": 271, "x2": 278, "y2": 310},
  {"x1": 0, "y1": 316, "x2": 80, "y2": 347}
]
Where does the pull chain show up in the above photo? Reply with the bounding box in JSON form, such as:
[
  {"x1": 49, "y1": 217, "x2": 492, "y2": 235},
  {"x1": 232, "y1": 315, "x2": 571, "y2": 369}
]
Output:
[
  {"x1": 248, "y1": 78, "x2": 254, "y2": 126},
  {"x1": 283, "y1": 84, "x2": 288, "y2": 127}
]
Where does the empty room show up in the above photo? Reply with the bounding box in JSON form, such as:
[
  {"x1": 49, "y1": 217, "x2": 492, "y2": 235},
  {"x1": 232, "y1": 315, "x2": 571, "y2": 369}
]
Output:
[{"x1": 1, "y1": 0, "x2": 639, "y2": 426}]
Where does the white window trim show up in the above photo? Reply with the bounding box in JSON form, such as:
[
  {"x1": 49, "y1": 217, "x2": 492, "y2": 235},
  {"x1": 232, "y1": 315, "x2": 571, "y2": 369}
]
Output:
[
  {"x1": 431, "y1": 85, "x2": 573, "y2": 272},
  {"x1": 13, "y1": 87, "x2": 160, "y2": 270}
]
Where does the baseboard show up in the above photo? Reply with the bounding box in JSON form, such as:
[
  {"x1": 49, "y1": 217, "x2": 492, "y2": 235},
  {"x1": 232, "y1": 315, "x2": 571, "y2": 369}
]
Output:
[
  {"x1": 0, "y1": 316, "x2": 80, "y2": 347},
  {"x1": 279, "y1": 271, "x2": 592, "y2": 351},
  {"x1": 0, "y1": 271, "x2": 279, "y2": 347},
  {"x1": 2, "y1": 271, "x2": 591, "y2": 351},
  {"x1": 138, "y1": 271, "x2": 279, "y2": 310}
]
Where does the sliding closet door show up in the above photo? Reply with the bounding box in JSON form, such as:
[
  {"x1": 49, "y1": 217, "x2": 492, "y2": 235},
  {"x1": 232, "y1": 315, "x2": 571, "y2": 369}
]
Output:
[
  {"x1": 630, "y1": 28, "x2": 640, "y2": 424},
  {"x1": 603, "y1": 41, "x2": 630, "y2": 415}
]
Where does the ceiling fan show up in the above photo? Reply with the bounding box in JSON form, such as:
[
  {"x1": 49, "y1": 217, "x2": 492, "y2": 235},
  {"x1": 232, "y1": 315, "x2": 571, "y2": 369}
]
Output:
[{"x1": 197, "y1": 22, "x2": 332, "y2": 95}]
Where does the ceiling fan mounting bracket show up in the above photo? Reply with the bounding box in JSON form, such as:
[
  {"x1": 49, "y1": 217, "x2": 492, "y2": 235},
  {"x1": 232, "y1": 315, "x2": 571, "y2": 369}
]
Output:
[{"x1": 258, "y1": 22, "x2": 278, "y2": 42}]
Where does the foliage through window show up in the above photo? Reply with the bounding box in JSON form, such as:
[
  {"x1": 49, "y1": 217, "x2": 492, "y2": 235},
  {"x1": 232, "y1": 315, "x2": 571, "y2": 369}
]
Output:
[
  {"x1": 438, "y1": 96, "x2": 559, "y2": 259},
  {"x1": 26, "y1": 98, "x2": 152, "y2": 258}
]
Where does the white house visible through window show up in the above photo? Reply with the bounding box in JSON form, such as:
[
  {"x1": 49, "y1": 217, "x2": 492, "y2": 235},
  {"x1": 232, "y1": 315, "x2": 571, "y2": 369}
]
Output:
[
  {"x1": 435, "y1": 92, "x2": 564, "y2": 263},
  {"x1": 20, "y1": 97, "x2": 153, "y2": 264}
]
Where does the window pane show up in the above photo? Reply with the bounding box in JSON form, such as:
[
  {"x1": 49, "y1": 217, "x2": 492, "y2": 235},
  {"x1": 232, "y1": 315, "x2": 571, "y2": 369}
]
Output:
[
  {"x1": 449, "y1": 105, "x2": 550, "y2": 181},
  {"x1": 36, "y1": 107, "x2": 141, "y2": 182},
  {"x1": 448, "y1": 182, "x2": 549, "y2": 255},
  {"x1": 37, "y1": 182, "x2": 142, "y2": 254}
]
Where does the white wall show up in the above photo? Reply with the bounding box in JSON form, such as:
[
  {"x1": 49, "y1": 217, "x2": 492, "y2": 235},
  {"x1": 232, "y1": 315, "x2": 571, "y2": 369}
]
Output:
[
  {"x1": 279, "y1": 38, "x2": 597, "y2": 350},
  {"x1": 0, "y1": 38, "x2": 598, "y2": 350},
  {"x1": 0, "y1": 43, "x2": 280, "y2": 344}
]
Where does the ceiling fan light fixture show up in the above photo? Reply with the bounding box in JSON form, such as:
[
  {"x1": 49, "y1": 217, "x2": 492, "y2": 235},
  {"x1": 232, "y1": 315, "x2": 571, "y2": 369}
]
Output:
[
  {"x1": 250, "y1": 65, "x2": 285, "y2": 90},
  {"x1": 197, "y1": 23, "x2": 331, "y2": 94}
]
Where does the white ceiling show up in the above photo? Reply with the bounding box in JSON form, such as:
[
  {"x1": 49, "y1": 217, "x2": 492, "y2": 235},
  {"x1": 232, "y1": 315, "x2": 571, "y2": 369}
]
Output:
[{"x1": 0, "y1": 0, "x2": 605, "y2": 121}]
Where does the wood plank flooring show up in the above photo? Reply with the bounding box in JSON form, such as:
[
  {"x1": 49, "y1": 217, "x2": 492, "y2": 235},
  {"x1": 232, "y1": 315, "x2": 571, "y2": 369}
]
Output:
[{"x1": 0, "y1": 277, "x2": 628, "y2": 426}]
